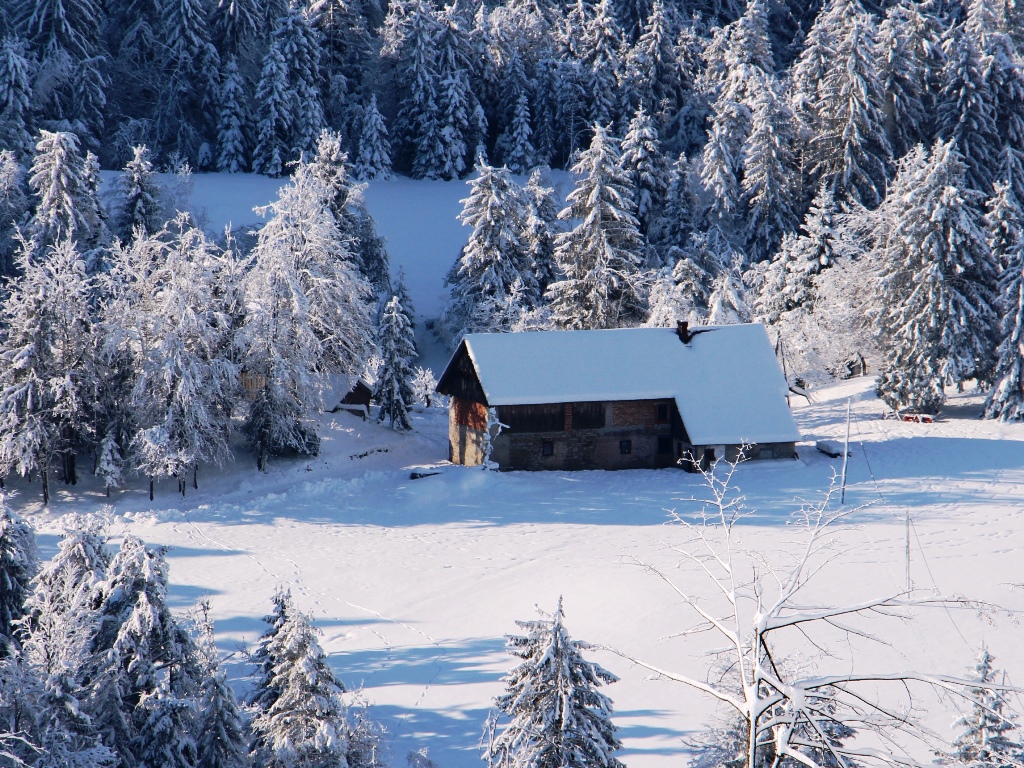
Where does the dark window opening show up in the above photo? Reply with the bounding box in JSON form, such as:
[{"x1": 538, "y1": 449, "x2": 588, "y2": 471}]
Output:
[
  {"x1": 542, "y1": 440, "x2": 554, "y2": 457},
  {"x1": 620, "y1": 439, "x2": 632, "y2": 455},
  {"x1": 572, "y1": 402, "x2": 605, "y2": 430},
  {"x1": 657, "y1": 403, "x2": 670, "y2": 422},
  {"x1": 657, "y1": 436, "x2": 672, "y2": 454}
]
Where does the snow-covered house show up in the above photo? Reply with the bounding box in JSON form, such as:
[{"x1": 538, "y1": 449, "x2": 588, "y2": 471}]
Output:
[{"x1": 436, "y1": 323, "x2": 801, "y2": 471}]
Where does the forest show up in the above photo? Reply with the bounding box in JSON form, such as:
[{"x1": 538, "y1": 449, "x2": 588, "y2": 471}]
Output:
[{"x1": 0, "y1": 0, "x2": 1020, "y2": 492}]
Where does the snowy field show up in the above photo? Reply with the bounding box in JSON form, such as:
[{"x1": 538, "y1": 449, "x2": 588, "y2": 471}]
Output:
[
  {"x1": 36, "y1": 171, "x2": 1024, "y2": 768},
  {"x1": 10, "y1": 375, "x2": 1024, "y2": 768}
]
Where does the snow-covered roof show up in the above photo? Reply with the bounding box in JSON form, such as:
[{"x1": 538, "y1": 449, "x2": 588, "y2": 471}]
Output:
[{"x1": 449, "y1": 325, "x2": 801, "y2": 446}]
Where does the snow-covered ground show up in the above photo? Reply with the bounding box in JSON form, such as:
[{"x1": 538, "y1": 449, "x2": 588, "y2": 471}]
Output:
[
  {"x1": 12, "y1": 375, "x2": 1024, "y2": 768},
  {"x1": 55, "y1": 171, "x2": 1024, "y2": 768}
]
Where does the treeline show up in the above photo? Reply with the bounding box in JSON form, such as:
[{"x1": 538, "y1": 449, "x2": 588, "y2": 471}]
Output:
[
  {"x1": 0, "y1": 511, "x2": 384, "y2": 768},
  {"x1": 0, "y1": 130, "x2": 394, "y2": 502}
]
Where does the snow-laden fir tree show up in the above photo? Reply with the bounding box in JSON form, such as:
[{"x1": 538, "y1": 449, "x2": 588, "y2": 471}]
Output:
[
  {"x1": 354, "y1": 94, "x2": 392, "y2": 180},
  {"x1": 501, "y1": 93, "x2": 536, "y2": 174},
  {"x1": 113, "y1": 145, "x2": 163, "y2": 243},
  {"x1": 547, "y1": 125, "x2": 646, "y2": 330},
  {"x1": 522, "y1": 167, "x2": 559, "y2": 294},
  {"x1": 194, "y1": 605, "x2": 250, "y2": 768},
  {"x1": 248, "y1": 592, "x2": 350, "y2": 768},
  {"x1": 741, "y1": 78, "x2": 797, "y2": 262},
  {"x1": 374, "y1": 295, "x2": 416, "y2": 431},
  {"x1": 431, "y1": 16, "x2": 476, "y2": 180},
  {"x1": 0, "y1": 239, "x2": 95, "y2": 502},
  {"x1": 937, "y1": 24, "x2": 1000, "y2": 195},
  {"x1": 27, "y1": 131, "x2": 106, "y2": 255},
  {"x1": 947, "y1": 649, "x2": 1021, "y2": 768},
  {"x1": 621, "y1": 1, "x2": 685, "y2": 136},
  {"x1": 0, "y1": 150, "x2": 28, "y2": 275},
  {"x1": 619, "y1": 106, "x2": 669, "y2": 237},
  {"x1": 0, "y1": 507, "x2": 37, "y2": 656},
  {"x1": 485, "y1": 598, "x2": 624, "y2": 768},
  {"x1": 983, "y1": 182, "x2": 1024, "y2": 421},
  {"x1": 240, "y1": 162, "x2": 374, "y2": 470},
  {"x1": 707, "y1": 257, "x2": 752, "y2": 325},
  {"x1": 651, "y1": 152, "x2": 691, "y2": 253},
  {"x1": 252, "y1": 41, "x2": 291, "y2": 177},
  {"x1": 877, "y1": 1, "x2": 933, "y2": 160},
  {"x1": 133, "y1": 686, "x2": 200, "y2": 768},
  {"x1": 442, "y1": 160, "x2": 535, "y2": 342},
  {"x1": 875, "y1": 140, "x2": 999, "y2": 414},
  {"x1": 411, "y1": 366, "x2": 438, "y2": 408},
  {"x1": 581, "y1": 0, "x2": 625, "y2": 129},
  {"x1": 0, "y1": 36, "x2": 33, "y2": 160},
  {"x1": 810, "y1": 0, "x2": 891, "y2": 207},
  {"x1": 216, "y1": 56, "x2": 249, "y2": 173},
  {"x1": 274, "y1": 0, "x2": 326, "y2": 159}
]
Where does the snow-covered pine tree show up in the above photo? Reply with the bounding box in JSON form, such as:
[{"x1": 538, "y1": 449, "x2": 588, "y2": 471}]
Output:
[
  {"x1": 523, "y1": 167, "x2": 559, "y2": 294},
  {"x1": 307, "y1": 129, "x2": 391, "y2": 294},
  {"x1": 983, "y1": 182, "x2": 1024, "y2": 421},
  {"x1": 741, "y1": 78, "x2": 797, "y2": 262},
  {"x1": 252, "y1": 41, "x2": 291, "y2": 177},
  {"x1": 486, "y1": 598, "x2": 624, "y2": 768},
  {"x1": 0, "y1": 150, "x2": 28, "y2": 275},
  {"x1": 619, "y1": 106, "x2": 669, "y2": 238},
  {"x1": 707, "y1": 256, "x2": 752, "y2": 325},
  {"x1": 581, "y1": 0, "x2": 625, "y2": 130},
  {"x1": 374, "y1": 295, "x2": 416, "y2": 431},
  {"x1": 877, "y1": 2, "x2": 933, "y2": 160},
  {"x1": 875, "y1": 140, "x2": 999, "y2": 413},
  {"x1": 133, "y1": 686, "x2": 200, "y2": 768},
  {"x1": 937, "y1": 23, "x2": 1000, "y2": 195},
  {"x1": 0, "y1": 239, "x2": 96, "y2": 502},
  {"x1": 113, "y1": 145, "x2": 163, "y2": 243},
  {"x1": 156, "y1": 0, "x2": 221, "y2": 166},
  {"x1": 274, "y1": 0, "x2": 326, "y2": 159},
  {"x1": 947, "y1": 649, "x2": 1021, "y2": 767},
  {"x1": 432, "y1": 16, "x2": 476, "y2": 180},
  {"x1": 216, "y1": 56, "x2": 249, "y2": 173},
  {"x1": 442, "y1": 161, "x2": 535, "y2": 342},
  {"x1": 700, "y1": 106, "x2": 743, "y2": 223},
  {"x1": 354, "y1": 94, "x2": 392, "y2": 180},
  {"x1": 0, "y1": 36, "x2": 33, "y2": 160},
  {"x1": 810, "y1": 0, "x2": 891, "y2": 207},
  {"x1": 652, "y1": 152, "x2": 691, "y2": 252},
  {"x1": 240, "y1": 162, "x2": 374, "y2": 470},
  {"x1": 27, "y1": 131, "x2": 98, "y2": 255},
  {"x1": 210, "y1": 0, "x2": 260, "y2": 58},
  {"x1": 622, "y1": 1, "x2": 685, "y2": 134},
  {"x1": 502, "y1": 93, "x2": 536, "y2": 174},
  {"x1": 411, "y1": 367, "x2": 438, "y2": 408},
  {"x1": 547, "y1": 125, "x2": 646, "y2": 330},
  {"x1": 248, "y1": 593, "x2": 350, "y2": 768},
  {"x1": 194, "y1": 604, "x2": 249, "y2": 768},
  {"x1": 0, "y1": 507, "x2": 36, "y2": 656}
]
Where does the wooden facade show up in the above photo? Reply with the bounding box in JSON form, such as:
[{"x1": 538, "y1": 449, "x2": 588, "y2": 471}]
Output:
[{"x1": 436, "y1": 342, "x2": 795, "y2": 471}]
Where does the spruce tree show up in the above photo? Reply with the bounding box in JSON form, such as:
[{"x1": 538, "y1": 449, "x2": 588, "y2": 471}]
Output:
[
  {"x1": 876, "y1": 141, "x2": 999, "y2": 413},
  {"x1": 619, "y1": 106, "x2": 669, "y2": 237},
  {"x1": 374, "y1": 296, "x2": 416, "y2": 431},
  {"x1": 443, "y1": 161, "x2": 535, "y2": 342},
  {"x1": 216, "y1": 56, "x2": 249, "y2": 173},
  {"x1": 0, "y1": 150, "x2": 28, "y2": 275},
  {"x1": 113, "y1": 145, "x2": 163, "y2": 243},
  {"x1": 0, "y1": 36, "x2": 33, "y2": 160},
  {"x1": 252, "y1": 41, "x2": 291, "y2": 177},
  {"x1": 0, "y1": 239, "x2": 95, "y2": 503},
  {"x1": 523, "y1": 168, "x2": 559, "y2": 294},
  {"x1": 984, "y1": 182, "x2": 1024, "y2": 421},
  {"x1": 433, "y1": 18, "x2": 476, "y2": 180},
  {"x1": 0, "y1": 507, "x2": 36, "y2": 655},
  {"x1": 354, "y1": 94, "x2": 392, "y2": 181},
  {"x1": 948, "y1": 650, "x2": 1021, "y2": 768},
  {"x1": 248, "y1": 593, "x2": 350, "y2": 768},
  {"x1": 486, "y1": 598, "x2": 624, "y2": 768},
  {"x1": 937, "y1": 24, "x2": 1000, "y2": 194},
  {"x1": 28, "y1": 131, "x2": 97, "y2": 254},
  {"x1": 502, "y1": 93, "x2": 536, "y2": 175},
  {"x1": 547, "y1": 125, "x2": 645, "y2": 329}
]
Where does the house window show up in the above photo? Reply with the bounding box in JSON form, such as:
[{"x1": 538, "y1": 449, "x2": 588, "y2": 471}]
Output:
[
  {"x1": 657, "y1": 403, "x2": 670, "y2": 422},
  {"x1": 542, "y1": 440, "x2": 554, "y2": 457},
  {"x1": 657, "y1": 436, "x2": 672, "y2": 454},
  {"x1": 619, "y1": 439, "x2": 632, "y2": 455}
]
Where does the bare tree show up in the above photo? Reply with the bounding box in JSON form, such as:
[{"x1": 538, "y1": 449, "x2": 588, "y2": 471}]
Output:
[{"x1": 612, "y1": 458, "x2": 1015, "y2": 768}]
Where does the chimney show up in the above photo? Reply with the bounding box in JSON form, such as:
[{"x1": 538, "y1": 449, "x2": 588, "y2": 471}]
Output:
[{"x1": 676, "y1": 320, "x2": 691, "y2": 344}]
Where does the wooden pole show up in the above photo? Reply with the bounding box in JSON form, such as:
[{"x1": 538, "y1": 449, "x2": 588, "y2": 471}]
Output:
[{"x1": 840, "y1": 399, "x2": 851, "y2": 504}]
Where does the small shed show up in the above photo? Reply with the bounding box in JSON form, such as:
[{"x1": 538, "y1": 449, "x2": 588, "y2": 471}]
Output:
[{"x1": 436, "y1": 323, "x2": 801, "y2": 471}]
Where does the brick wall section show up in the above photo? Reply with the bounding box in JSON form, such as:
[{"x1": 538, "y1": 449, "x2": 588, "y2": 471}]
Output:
[
  {"x1": 564, "y1": 403, "x2": 573, "y2": 431},
  {"x1": 612, "y1": 400, "x2": 667, "y2": 427}
]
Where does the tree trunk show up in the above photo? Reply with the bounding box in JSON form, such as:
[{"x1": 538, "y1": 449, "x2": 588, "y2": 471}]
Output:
[
  {"x1": 193, "y1": 466, "x2": 198, "y2": 490},
  {"x1": 106, "y1": 484, "x2": 110, "y2": 498},
  {"x1": 149, "y1": 478, "x2": 154, "y2": 501},
  {"x1": 41, "y1": 466, "x2": 49, "y2": 505}
]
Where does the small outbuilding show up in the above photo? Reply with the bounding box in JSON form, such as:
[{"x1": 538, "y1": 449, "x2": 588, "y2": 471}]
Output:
[{"x1": 435, "y1": 322, "x2": 801, "y2": 471}]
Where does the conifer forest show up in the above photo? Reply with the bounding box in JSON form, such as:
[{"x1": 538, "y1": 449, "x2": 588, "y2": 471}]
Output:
[{"x1": 1, "y1": 0, "x2": 1024, "y2": 765}]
